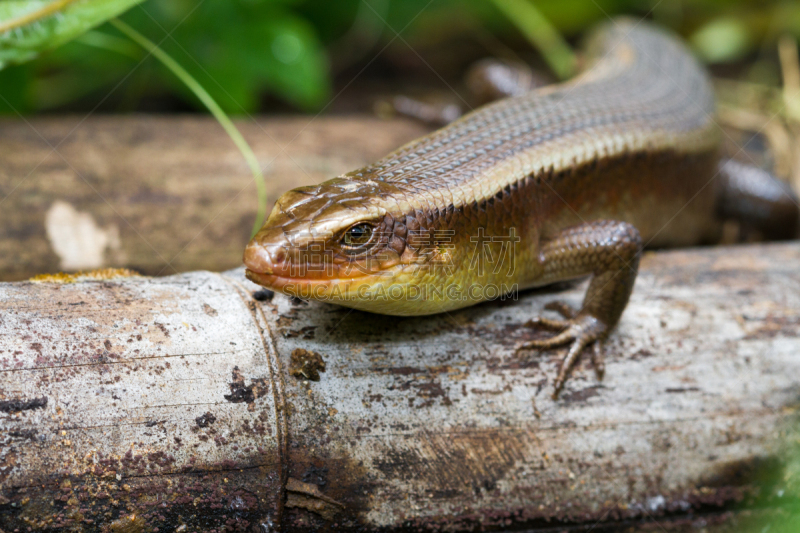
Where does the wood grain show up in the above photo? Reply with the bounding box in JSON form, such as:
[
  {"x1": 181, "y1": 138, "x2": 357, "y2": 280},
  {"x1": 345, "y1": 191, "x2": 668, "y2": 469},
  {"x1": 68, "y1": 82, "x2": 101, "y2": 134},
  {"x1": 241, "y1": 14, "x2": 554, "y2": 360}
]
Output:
[{"x1": 1, "y1": 243, "x2": 798, "y2": 531}]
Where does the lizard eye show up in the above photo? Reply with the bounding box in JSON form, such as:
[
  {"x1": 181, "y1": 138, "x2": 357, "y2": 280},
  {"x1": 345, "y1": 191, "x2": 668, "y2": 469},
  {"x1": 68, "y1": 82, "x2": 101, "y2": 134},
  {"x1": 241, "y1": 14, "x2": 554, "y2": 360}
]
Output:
[{"x1": 341, "y1": 223, "x2": 374, "y2": 250}]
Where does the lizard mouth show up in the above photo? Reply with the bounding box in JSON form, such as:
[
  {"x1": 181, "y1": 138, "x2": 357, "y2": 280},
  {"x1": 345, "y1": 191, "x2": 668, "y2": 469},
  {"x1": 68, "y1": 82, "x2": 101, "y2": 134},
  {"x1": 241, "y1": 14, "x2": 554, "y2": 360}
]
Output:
[
  {"x1": 244, "y1": 269, "x2": 289, "y2": 291},
  {"x1": 244, "y1": 267, "x2": 376, "y2": 302},
  {"x1": 244, "y1": 268, "x2": 336, "y2": 296},
  {"x1": 243, "y1": 241, "x2": 376, "y2": 297}
]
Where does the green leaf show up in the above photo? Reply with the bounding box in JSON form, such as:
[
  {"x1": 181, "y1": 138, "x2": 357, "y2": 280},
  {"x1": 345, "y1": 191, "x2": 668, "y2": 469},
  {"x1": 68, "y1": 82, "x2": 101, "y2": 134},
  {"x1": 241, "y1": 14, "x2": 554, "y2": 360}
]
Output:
[
  {"x1": 151, "y1": 2, "x2": 330, "y2": 113},
  {"x1": 0, "y1": 0, "x2": 145, "y2": 69}
]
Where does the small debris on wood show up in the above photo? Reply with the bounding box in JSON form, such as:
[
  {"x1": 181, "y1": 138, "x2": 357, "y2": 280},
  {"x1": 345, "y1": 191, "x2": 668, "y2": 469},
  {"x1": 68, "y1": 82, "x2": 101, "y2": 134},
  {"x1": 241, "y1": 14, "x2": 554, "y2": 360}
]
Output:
[
  {"x1": 286, "y1": 477, "x2": 344, "y2": 521},
  {"x1": 109, "y1": 514, "x2": 146, "y2": 533},
  {"x1": 253, "y1": 288, "x2": 274, "y2": 301},
  {"x1": 195, "y1": 412, "x2": 217, "y2": 428},
  {"x1": 290, "y1": 348, "x2": 326, "y2": 381},
  {"x1": 224, "y1": 366, "x2": 268, "y2": 403}
]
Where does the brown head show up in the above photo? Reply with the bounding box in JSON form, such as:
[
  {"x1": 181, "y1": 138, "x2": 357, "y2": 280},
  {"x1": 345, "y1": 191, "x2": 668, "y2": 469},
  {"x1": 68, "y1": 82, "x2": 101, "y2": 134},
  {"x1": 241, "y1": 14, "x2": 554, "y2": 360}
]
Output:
[{"x1": 244, "y1": 173, "x2": 461, "y2": 315}]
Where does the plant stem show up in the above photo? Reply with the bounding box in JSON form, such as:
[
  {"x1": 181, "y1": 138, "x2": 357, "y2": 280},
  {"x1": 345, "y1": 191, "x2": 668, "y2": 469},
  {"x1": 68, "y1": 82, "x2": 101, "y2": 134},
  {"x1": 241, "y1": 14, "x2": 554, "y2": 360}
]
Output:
[
  {"x1": 488, "y1": 0, "x2": 576, "y2": 80},
  {"x1": 778, "y1": 35, "x2": 800, "y2": 122},
  {"x1": 110, "y1": 18, "x2": 268, "y2": 237},
  {"x1": 76, "y1": 30, "x2": 142, "y2": 60}
]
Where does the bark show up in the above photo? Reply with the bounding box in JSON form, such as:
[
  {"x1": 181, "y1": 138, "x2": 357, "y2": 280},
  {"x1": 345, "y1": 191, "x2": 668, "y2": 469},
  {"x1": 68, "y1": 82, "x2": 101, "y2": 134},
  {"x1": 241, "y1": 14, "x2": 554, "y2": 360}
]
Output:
[
  {"x1": 1, "y1": 243, "x2": 799, "y2": 531},
  {"x1": 0, "y1": 115, "x2": 429, "y2": 281}
]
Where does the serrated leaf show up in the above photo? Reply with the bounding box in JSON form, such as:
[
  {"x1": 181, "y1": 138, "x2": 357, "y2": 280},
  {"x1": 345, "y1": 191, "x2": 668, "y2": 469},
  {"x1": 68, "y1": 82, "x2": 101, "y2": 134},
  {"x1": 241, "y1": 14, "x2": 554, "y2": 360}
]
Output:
[{"x1": 0, "y1": 0, "x2": 144, "y2": 69}]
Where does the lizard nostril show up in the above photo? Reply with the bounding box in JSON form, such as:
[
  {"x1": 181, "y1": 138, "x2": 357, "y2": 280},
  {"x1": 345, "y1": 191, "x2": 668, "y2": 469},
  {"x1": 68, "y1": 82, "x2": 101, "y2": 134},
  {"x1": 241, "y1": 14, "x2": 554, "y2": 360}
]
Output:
[{"x1": 269, "y1": 247, "x2": 286, "y2": 265}]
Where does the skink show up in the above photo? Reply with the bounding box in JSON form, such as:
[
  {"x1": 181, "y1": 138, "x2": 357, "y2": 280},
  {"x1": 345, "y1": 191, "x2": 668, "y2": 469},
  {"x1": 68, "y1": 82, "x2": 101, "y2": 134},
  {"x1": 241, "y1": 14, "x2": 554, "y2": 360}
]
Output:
[{"x1": 244, "y1": 20, "x2": 799, "y2": 397}]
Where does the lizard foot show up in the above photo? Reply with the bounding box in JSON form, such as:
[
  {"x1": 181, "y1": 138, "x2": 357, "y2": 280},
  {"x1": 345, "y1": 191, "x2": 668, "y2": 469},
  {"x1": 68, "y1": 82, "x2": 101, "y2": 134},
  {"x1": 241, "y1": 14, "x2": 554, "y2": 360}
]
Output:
[{"x1": 516, "y1": 301, "x2": 607, "y2": 399}]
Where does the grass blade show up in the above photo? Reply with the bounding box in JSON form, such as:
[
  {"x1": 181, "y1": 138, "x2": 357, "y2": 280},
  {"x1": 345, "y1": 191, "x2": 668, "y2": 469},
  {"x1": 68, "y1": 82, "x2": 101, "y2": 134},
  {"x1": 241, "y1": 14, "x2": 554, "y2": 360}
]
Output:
[
  {"x1": 487, "y1": 0, "x2": 576, "y2": 80},
  {"x1": 110, "y1": 18, "x2": 268, "y2": 238}
]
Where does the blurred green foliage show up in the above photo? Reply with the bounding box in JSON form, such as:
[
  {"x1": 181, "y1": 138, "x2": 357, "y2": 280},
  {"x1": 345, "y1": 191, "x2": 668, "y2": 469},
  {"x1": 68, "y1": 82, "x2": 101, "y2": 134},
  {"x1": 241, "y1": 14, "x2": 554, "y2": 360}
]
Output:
[
  {"x1": 2, "y1": 0, "x2": 800, "y2": 115},
  {"x1": 711, "y1": 419, "x2": 800, "y2": 533},
  {"x1": 0, "y1": 0, "x2": 143, "y2": 68}
]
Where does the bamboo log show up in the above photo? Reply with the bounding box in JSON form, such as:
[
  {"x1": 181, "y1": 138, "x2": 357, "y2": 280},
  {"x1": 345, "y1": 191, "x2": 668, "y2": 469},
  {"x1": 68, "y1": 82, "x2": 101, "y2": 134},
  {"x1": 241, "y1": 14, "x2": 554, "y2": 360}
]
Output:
[
  {"x1": 1, "y1": 243, "x2": 799, "y2": 531},
  {"x1": 0, "y1": 115, "x2": 428, "y2": 281}
]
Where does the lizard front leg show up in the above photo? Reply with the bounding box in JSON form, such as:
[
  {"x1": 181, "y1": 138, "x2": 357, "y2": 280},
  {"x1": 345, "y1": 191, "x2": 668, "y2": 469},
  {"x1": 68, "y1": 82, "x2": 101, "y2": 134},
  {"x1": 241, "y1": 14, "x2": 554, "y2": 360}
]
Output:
[{"x1": 518, "y1": 220, "x2": 642, "y2": 398}]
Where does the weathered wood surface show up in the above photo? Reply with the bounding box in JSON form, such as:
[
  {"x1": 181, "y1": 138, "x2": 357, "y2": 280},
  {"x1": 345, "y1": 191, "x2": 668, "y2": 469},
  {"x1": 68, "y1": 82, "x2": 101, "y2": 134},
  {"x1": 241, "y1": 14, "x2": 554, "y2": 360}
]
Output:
[
  {"x1": 0, "y1": 115, "x2": 428, "y2": 281},
  {"x1": 1, "y1": 243, "x2": 799, "y2": 531}
]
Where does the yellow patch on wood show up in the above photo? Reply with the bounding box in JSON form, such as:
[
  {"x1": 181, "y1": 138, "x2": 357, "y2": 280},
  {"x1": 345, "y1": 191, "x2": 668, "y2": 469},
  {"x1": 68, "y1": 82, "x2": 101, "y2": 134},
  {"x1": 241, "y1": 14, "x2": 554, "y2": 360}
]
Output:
[{"x1": 29, "y1": 268, "x2": 141, "y2": 283}]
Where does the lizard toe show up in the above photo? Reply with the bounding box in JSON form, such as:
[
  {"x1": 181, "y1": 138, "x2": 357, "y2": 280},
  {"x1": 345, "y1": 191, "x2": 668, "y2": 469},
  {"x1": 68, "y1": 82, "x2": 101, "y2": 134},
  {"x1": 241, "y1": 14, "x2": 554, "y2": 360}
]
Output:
[
  {"x1": 516, "y1": 314, "x2": 608, "y2": 398},
  {"x1": 544, "y1": 300, "x2": 578, "y2": 319}
]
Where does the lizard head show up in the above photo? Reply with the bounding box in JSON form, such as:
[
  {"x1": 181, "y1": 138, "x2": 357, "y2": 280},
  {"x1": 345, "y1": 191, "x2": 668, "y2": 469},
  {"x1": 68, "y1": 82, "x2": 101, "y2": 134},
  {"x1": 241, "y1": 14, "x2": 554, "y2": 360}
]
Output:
[{"x1": 244, "y1": 175, "x2": 458, "y2": 315}]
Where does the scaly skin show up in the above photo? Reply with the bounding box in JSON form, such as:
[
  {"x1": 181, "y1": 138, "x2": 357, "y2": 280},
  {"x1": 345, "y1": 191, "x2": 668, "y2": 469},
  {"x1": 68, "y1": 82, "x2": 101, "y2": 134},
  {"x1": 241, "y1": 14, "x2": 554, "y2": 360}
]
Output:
[{"x1": 243, "y1": 20, "x2": 796, "y2": 397}]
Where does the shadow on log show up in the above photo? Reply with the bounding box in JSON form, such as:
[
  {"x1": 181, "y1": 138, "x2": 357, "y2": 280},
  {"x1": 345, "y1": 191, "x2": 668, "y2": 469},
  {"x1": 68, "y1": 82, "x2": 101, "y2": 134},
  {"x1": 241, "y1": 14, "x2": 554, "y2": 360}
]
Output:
[{"x1": 1, "y1": 243, "x2": 799, "y2": 531}]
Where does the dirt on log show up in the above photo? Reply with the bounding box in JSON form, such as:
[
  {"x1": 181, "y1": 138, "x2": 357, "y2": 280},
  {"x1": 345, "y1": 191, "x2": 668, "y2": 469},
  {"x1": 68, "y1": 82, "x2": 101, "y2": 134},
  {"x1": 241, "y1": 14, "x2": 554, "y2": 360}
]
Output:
[
  {"x1": 1, "y1": 243, "x2": 799, "y2": 531},
  {"x1": 0, "y1": 115, "x2": 429, "y2": 281}
]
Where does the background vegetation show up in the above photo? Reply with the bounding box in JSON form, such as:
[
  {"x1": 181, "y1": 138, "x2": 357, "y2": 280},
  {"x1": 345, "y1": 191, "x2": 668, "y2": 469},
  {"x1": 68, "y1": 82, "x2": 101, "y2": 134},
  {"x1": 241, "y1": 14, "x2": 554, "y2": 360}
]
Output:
[{"x1": 2, "y1": 0, "x2": 800, "y2": 116}]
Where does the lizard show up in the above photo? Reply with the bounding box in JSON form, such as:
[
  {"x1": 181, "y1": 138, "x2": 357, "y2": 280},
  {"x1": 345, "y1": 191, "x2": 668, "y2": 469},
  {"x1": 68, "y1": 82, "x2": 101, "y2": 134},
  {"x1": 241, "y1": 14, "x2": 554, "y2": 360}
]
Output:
[{"x1": 243, "y1": 20, "x2": 799, "y2": 398}]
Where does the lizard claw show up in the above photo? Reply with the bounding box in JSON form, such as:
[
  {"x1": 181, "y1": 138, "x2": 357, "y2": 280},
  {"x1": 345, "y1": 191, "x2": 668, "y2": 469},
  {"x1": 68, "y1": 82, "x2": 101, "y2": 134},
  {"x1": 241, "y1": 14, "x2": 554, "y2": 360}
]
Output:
[{"x1": 517, "y1": 303, "x2": 608, "y2": 399}]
